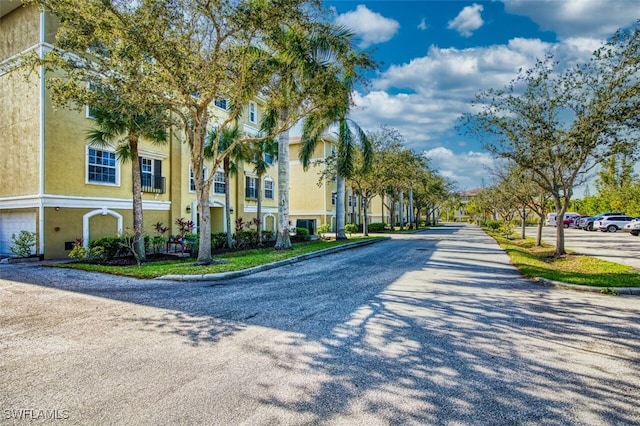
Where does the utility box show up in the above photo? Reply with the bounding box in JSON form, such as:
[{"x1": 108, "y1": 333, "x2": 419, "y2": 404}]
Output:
[{"x1": 296, "y1": 219, "x2": 316, "y2": 236}]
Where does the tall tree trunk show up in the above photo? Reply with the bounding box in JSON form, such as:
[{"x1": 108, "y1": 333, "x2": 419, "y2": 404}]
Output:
[
  {"x1": 536, "y1": 216, "x2": 543, "y2": 247},
  {"x1": 224, "y1": 159, "x2": 234, "y2": 249},
  {"x1": 336, "y1": 175, "x2": 347, "y2": 239},
  {"x1": 193, "y1": 111, "x2": 213, "y2": 265},
  {"x1": 275, "y1": 108, "x2": 291, "y2": 250},
  {"x1": 408, "y1": 188, "x2": 414, "y2": 229},
  {"x1": 256, "y1": 171, "x2": 263, "y2": 245},
  {"x1": 129, "y1": 133, "x2": 146, "y2": 261},
  {"x1": 553, "y1": 197, "x2": 567, "y2": 256},
  {"x1": 399, "y1": 191, "x2": 404, "y2": 230},
  {"x1": 520, "y1": 206, "x2": 526, "y2": 239},
  {"x1": 363, "y1": 197, "x2": 369, "y2": 236}
]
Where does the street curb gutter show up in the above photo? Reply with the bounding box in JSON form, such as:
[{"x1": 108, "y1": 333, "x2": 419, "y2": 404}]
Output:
[
  {"x1": 156, "y1": 237, "x2": 390, "y2": 282},
  {"x1": 535, "y1": 277, "x2": 640, "y2": 295}
]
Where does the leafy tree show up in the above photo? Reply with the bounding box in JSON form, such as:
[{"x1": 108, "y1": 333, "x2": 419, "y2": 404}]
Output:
[
  {"x1": 262, "y1": 20, "x2": 375, "y2": 248},
  {"x1": 492, "y1": 162, "x2": 551, "y2": 245},
  {"x1": 412, "y1": 169, "x2": 451, "y2": 228},
  {"x1": 377, "y1": 147, "x2": 425, "y2": 229},
  {"x1": 461, "y1": 24, "x2": 640, "y2": 255},
  {"x1": 29, "y1": 0, "x2": 332, "y2": 264}
]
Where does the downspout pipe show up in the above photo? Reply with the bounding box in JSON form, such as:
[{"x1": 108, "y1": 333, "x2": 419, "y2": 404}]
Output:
[{"x1": 38, "y1": 11, "x2": 46, "y2": 256}]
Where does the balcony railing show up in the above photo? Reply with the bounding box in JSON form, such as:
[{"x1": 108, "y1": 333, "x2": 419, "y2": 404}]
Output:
[{"x1": 141, "y1": 175, "x2": 166, "y2": 194}]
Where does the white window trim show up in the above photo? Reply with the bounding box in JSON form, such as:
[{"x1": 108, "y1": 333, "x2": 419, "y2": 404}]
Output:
[
  {"x1": 86, "y1": 82, "x2": 98, "y2": 119},
  {"x1": 213, "y1": 170, "x2": 226, "y2": 195},
  {"x1": 214, "y1": 98, "x2": 228, "y2": 110},
  {"x1": 189, "y1": 165, "x2": 208, "y2": 193},
  {"x1": 264, "y1": 178, "x2": 274, "y2": 199},
  {"x1": 86, "y1": 145, "x2": 120, "y2": 187},
  {"x1": 249, "y1": 101, "x2": 257, "y2": 123},
  {"x1": 138, "y1": 148, "x2": 168, "y2": 160}
]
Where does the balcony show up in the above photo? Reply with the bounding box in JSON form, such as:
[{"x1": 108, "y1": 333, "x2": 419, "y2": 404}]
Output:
[{"x1": 141, "y1": 175, "x2": 166, "y2": 194}]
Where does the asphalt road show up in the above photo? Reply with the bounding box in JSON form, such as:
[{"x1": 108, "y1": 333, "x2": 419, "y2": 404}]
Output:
[
  {"x1": 1, "y1": 224, "x2": 639, "y2": 425},
  {"x1": 525, "y1": 225, "x2": 640, "y2": 269}
]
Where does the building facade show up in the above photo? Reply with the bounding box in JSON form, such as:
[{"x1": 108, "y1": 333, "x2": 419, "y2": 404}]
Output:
[{"x1": 0, "y1": 4, "x2": 278, "y2": 258}]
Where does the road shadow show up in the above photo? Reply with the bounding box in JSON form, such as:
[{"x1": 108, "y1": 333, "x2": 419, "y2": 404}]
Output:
[{"x1": 2, "y1": 223, "x2": 639, "y2": 423}]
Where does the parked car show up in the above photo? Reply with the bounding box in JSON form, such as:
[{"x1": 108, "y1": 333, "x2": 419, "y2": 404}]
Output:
[
  {"x1": 624, "y1": 218, "x2": 640, "y2": 235},
  {"x1": 545, "y1": 212, "x2": 579, "y2": 227},
  {"x1": 582, "y1": 212, "x2": 625, "y2": 231},
  {"x1": 568, "y1": 215, "x2": 589, "y2": 229},
  {"x1": 630, "y1": 221, "x2": 640, "y2": 236},
  {"x1": 595, "y1": 215, "x2": 636, "y2": 232},
  {"x1": 562, "y1": 213, "x2": 582, "y2": 228}
]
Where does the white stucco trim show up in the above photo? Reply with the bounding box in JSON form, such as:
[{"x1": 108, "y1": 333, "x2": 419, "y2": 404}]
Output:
[
  {"x1": 82, "y1": 208, "x2": 123, "y2": 248},
  {"x1": 0, "y1": 195, "x2": 171, "y2": 211},
  {"x1": 242, "y1": 206, "x2": 278, "y2": 214}
]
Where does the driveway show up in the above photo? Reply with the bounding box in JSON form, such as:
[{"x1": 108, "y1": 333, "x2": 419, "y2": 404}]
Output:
[
  {"x1": 527, "y1": 225, "x2": 640, "y2": 269},
  {"x1": 1, "y1": 224, "x2": 639, "y2": 425}
]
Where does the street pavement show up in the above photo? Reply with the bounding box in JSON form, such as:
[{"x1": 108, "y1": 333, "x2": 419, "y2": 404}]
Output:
[{"x1": 1, "y1": 224, "x2": 639, "y2": 425}]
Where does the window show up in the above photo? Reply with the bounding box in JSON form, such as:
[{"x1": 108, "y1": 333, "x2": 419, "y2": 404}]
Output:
[
  {"x1": 245, "y1": 176, "x2": 257, "y2": 199},
  {"x1": 264, "y1": 152, "x2": 274, "y2": 165},
  {"x1": 214, "y1": 171, "x2": 225, "y2": 194},
  {"x1": 139, "y1": 158, "x2": 165, "y2": 193},
  {"x1": 331, "y1": 191, "x2": 337, "y2": 206},
  {"x1": 87, "y1": 148, "x2": 117, "y2": 184},
  {"x1": 86, "y1": 83, "x2": 102, "y2": 119},
  {"x1": 140, "y1": 158, "x2": 152, "y2": 187},
  {"x1": 348, "y1": 194, "x2": 352, "y2": 207},
  {"x1": 264, "y1": 179, "x2": 274, "y2": 199},
  {"x1": 249, "y1": 101, "x2": 257, "y2": 123},
  {"x1": 190, "y1": 166, "x2": 207, "y2": 192},
  {"x1": 214, "y1": 98, "x2": 228, "y2": 110}
]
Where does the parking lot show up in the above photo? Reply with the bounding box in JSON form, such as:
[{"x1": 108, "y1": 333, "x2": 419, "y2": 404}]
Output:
[{"x1": 529, "y1": 225, "x2": 640, "y2": 269}]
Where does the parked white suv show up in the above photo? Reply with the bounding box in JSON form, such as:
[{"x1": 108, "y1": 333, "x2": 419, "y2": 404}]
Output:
[{"x1": 596, "y1": 216, "x2": 636, "y2": 232}]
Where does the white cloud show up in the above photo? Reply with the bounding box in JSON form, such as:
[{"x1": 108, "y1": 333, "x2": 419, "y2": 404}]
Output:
[
  {"x1": 502, "y1": 0, "x2": 640, "y2": 39},
  {"x1": 418, "y1": 18, "x2": 428, "y2": 31},
  {"x1": 334, "y1": 5, "x2": 400, "y2": 48},
  {"x1": 423, "y1": 147, "x2": 497, "y2": 191},
  {"x1": 448, "y1": 3, "x2": 484, "y2": 37}
]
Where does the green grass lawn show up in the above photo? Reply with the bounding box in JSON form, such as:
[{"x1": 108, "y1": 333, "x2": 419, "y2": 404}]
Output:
[
  {"x1": 51, "y1": 237, "x2": 381, "y2": 279},
  {"x1": 488, "y1": 231, "x2": 640, "y2": 288}
]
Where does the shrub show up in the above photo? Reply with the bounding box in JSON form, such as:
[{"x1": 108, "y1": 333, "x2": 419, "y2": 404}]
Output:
[
  {"x1": 211, "y1": 233, "x2": 227, "y2": 249},
  {"x1": 184, "y1": 233, "x2": 199, "y2": 256},
  {"x1": 292, "y1": 227, "x2": 310, "y2": 242},
  {"x1": 151, "y1": 236, "x2": 168, "y2": 253},
  {"x1": 261, "y1": 230, "x2": 275, "y2": 243},
  {"x1": 89, "y1": 236, "x2": 124, "y2": 260},
  {"x1": 68, "y1": 240, "x2": 107, "y2": 263},
  {"x1": 9, "y1": 230, "x2": 36, "y2": 257},
  {"x1": 368, "y1": 222, "x2": 387, "y2": 232},
  {"x1": 318, "y1": 223, "x2": 331, "y2": 238},
  {"x1": 345, "y1": 224, "x2": 358, "y2": 235},
  {"x1": 485, "y1": 220, "x2": 502, "y2": 231}
]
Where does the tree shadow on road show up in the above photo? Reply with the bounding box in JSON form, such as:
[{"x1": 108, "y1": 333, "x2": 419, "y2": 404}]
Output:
[{"x1": 2, "y1": 223, "x2": 639, "y2": 423}]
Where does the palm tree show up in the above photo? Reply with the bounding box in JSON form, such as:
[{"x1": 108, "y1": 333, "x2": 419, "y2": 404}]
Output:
[
  {"x1": 261, "y1": 22, "x2": 374, "y2": 249},
  {"x1": 205, "y1": 125, "x2": 251, "y2": 249},
  {"x1": 301, "y1": 115, "x2": 372, "y2": 239},
  {"x1": 249, "y1": 139, "x2": 278, "y2": 244},
  {"x1": 86, "y1": 105, "x2": 168, "y2": 261}
]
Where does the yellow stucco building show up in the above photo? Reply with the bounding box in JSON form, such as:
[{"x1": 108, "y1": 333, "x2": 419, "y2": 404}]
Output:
[{"x1": 0, "y1": 3, "x2": 278, "y2": 258}]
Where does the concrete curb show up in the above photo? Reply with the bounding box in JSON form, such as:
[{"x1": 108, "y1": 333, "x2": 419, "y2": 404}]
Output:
[
  {"x1": 534, "y1": 277, "x2": 640, "y2": 295},
  {"x1": 156, "y1": 237, "x2": 390, "y2": 282}
]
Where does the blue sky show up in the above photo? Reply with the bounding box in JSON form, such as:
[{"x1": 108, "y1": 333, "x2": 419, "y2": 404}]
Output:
[{"x1": 318, "y1": 0, "x2": 640, "y2": 192}]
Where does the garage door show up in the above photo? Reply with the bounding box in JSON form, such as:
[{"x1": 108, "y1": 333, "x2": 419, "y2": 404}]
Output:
[{"x1": 0, "y1": 212, "x2": 37, "y2": 255}]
